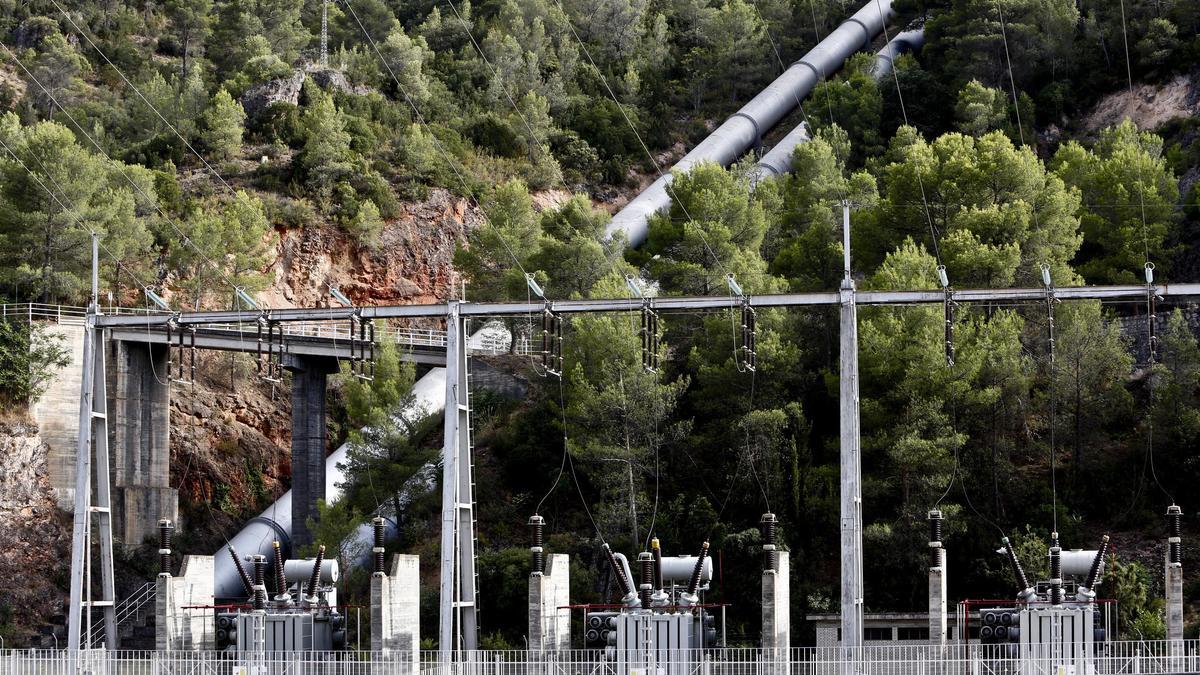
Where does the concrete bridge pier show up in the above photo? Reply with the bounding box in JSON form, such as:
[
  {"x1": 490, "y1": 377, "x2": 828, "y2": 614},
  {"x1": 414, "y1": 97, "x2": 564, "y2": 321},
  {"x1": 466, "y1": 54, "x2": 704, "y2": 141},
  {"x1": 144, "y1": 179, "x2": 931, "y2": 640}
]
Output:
[
  {"x1": 109, "y1": 339, "x2": 178, "y2": 546},
  {"x1": 284, "y1": 353, "x2": 339, "y2": 551}
]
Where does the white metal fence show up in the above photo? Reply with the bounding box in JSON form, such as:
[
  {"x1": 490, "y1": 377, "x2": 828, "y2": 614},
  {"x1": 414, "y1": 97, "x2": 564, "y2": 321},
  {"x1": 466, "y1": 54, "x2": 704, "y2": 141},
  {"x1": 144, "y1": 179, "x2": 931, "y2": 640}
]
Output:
[{"x1": 3, "y1": 642, "x2": 1199, "y2": 675}]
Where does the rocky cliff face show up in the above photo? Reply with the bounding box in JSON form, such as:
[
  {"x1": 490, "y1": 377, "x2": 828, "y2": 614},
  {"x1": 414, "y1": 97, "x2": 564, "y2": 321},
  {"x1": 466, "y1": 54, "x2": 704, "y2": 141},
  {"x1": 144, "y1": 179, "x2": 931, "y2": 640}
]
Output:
[
  {"x1": 0, "y1": 422, "x2": 70, "y2": 646},
  {"x1": 260, "y1": 188, "x2": 474, "y2": 311},
  {"x1": 168, "y1": 349, "x2": 295, "y2": 549}
]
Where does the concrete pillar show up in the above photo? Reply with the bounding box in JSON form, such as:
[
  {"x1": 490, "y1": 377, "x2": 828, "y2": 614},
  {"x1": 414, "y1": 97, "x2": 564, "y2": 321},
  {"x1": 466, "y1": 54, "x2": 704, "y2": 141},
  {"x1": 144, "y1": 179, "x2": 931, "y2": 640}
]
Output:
[
  {"x1": 156, "y1": 555, "x2": 215, "y2": 651},
  {"x1": 109, "y1": 340, "x2": 177, "y2": 546},
  {"x1": 283, "y1": 354, "x2": 339, "y2": 550},
  {"x1": 528, "y1": 553, "x2": 571, "y2": 652},
  {"x1": 1167, "y1": 561, "x2": 1184, "y2": 641},
  {"x1": 929, "y1": 556, "x2": 947, "y2": 645},
  {"x1": 762, "y1": 551, "x2": 790, "y2": 656},
  {"x1": 371, "y1": 554, "x2": 420, "y2": 665}
]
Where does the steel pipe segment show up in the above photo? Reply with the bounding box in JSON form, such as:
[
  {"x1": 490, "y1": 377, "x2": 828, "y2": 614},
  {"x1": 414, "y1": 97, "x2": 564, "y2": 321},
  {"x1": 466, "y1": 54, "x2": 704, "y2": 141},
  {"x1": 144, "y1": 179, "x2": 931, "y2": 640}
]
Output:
[
  {"x1": 606, "y1": 0, "x2": 895, "y2": 246},
  {"x1": 748, "y1": 25, "x2": 925, "y2": 187}
]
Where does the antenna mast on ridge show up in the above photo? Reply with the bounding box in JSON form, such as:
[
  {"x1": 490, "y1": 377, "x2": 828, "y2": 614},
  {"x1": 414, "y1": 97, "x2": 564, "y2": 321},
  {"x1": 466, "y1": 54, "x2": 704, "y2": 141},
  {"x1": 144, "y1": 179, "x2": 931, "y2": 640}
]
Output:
[{"x1": 320, "y1": 0, "x2": 329, "y2": 68}]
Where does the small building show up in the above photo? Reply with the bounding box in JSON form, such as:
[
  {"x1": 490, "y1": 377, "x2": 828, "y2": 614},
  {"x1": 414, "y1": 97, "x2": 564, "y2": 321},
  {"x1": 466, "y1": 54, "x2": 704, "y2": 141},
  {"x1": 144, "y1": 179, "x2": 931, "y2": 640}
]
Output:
[{"x1": 806, "y1": 612, "x2": 962, "y2": 647}]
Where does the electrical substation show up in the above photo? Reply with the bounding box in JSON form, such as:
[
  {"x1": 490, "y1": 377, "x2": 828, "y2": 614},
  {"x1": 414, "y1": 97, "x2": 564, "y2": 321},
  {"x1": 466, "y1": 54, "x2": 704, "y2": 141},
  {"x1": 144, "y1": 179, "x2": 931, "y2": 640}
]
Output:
[{"x1": 5, "y1": 0, "x2": 1198, "y2": 671}]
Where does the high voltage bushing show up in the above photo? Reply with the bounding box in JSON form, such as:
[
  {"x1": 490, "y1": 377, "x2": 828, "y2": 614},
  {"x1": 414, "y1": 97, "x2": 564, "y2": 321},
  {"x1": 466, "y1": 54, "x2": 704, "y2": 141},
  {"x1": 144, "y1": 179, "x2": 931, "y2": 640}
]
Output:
[
  {"x1": 650, "y1": 538, "x2": 663, "y2": 591},
  {"x1": 308, "y1": 545, "x2": 326, "y2": 598},
  {"x1": 1168, "y1": 504, "x2": 1183, "y2": 564},
  {"x1": 1001, "y1": 536, "x2": 1033, "y2": 597},
  {"x1": 928, "y1": 510, "x2": 944, "y2": 568},
  {"x1": 229, "y1": 545, "x2": 254, "y2": 597},
  {"x1": 1085, "y1": 535, "x2": 1110, "y2": 591},
  {"x1": 251, "y1": 554, "x2": 268, "y2": 610},
  {"x1": 272, "y1": 541, "x2": 288, "y2": 599},
  {"x1": 373, "y1": 517, "x2": 387, "y2": 575},
  {"x1": 1049, "y1": 532, "x2": 1063, "y2": 605},
  {"x1": 528, "y1": 514, "x2": 546, "y2": 575},
  {"x1": 158, "y1": 519, "x2": 173, "y2": 575},
  {"x1": 761, "y1": 513, "x2": 778, "y2": 572},
  {"x1": 638, "y1": 552, "x2": 654, "y2": 608},
  {"x1": 687, "y1": 541, "x2": 711, "y2": 596},
  {"x1": 603, "y1": 543, "x2": 633, "y2": 596}
]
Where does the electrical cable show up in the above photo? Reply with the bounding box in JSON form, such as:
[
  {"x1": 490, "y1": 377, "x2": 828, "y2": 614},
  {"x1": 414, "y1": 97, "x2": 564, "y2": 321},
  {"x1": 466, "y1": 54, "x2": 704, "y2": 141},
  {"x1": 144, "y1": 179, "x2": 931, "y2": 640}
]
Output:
[
  {"x1": 1045, "y1": 287, "x2": 1059, "y2": 535},
  {"x1": 0, "y1": 135, "x2": 155, "y2": 305},
  {"x1": 52, "y1": 0, "x2": 239, "y2": 197},
  {"x1": 546, "y1": 0, "x2": 733, "y2": 284},
  {"x1": 871, "y1": 0, "x2": 941, "y2": 266},
  {"x1": 1114, "y1": 0, "x2": 1171, "y2": 506},
  {"x1": 342, "y1": 0, "x2": 532, "y2": 283},
  {"x1": 438, "y1": 0, "x2": 672, "y2": 547},
  {"x1": 0, "y1": 42, "x2": 245, "y2": 309}
]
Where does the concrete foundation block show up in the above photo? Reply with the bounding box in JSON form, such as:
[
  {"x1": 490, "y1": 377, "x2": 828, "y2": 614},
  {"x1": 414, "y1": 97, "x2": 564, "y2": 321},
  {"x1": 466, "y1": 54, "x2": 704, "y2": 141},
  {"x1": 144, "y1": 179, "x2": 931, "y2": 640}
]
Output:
[
  {"x1": 762, "y1": 551, "x2": 790, "y2": 656},
  {"x1": 157, "y1": 555, "x2": 215, "y2": 651},
  {"x1": 371, "y1": 554, "x2": 420, "y2": 665},
  {"x1": 528, "y1": 553, "x2": 571, "y2": 653}
]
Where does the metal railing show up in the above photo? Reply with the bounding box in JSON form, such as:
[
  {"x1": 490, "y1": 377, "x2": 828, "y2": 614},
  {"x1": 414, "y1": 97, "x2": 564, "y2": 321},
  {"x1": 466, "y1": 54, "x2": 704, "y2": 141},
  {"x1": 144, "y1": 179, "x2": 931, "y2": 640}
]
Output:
[
  {"x1": 3, "y1": 641, "x2": 1199, "y2": 675},
  {"x1": 1, "y1": 303, "x2": 531, "y2": 357},
  {"x1": 0, "y1": 304, "x2": 443, "y2": 343}
]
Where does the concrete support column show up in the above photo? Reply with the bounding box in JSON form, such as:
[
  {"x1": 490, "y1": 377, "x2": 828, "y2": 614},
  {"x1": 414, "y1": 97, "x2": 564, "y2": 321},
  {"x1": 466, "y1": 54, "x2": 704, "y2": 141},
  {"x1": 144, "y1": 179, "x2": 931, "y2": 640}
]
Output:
[
  {"x1": 110, "y1": 340, "x2": 177, "y2": 546},
  {"x1": 156, "y1": 555, "x2": 215, "y2": 651},
  {"x1": 283, "y1": 354, "x2": 339, "y2": 550},
  {"x1": 762, "y1": 551, "x2": 790, "y2": 658},
  {"x1": 929, "y1": 558, "x2": 947, "y2": 645},
  {"x1": 1167, "y1": 562, "x2": 1183, "y2": 641},
  {"x1": 371, "y1": 554, "x2": 420, "y2": 666},
  {"x1": 528, "y1": 553, "x2": 571, "y2": 653}
]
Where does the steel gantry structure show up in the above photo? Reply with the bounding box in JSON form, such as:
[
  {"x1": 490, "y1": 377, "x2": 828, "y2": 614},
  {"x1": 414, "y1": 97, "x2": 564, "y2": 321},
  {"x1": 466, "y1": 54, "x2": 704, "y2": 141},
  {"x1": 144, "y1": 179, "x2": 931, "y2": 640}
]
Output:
[{"x1": 88, "y1": 278, "x2": 1200, "y2": 658}]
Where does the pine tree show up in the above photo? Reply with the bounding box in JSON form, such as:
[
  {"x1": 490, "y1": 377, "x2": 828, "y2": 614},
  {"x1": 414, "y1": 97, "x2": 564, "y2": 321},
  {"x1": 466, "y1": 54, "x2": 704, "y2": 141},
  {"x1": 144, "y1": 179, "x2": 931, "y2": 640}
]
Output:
[{"x1": 201, "y1": 88, "x2": 246, "y2": 161}]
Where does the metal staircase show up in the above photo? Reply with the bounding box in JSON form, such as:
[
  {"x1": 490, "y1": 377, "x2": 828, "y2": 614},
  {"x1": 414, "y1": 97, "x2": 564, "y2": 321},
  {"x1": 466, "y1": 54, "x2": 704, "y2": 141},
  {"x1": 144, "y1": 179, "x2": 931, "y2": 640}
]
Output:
[{"x1": 84, "y1": 582, "x2": 157, "y2": 648}]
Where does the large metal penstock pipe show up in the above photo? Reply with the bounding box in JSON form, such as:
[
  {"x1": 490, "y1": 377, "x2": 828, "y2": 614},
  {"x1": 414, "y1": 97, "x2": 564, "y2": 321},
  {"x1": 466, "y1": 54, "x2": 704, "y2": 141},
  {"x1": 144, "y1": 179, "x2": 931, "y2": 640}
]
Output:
[
  {"x1": 748, "y1": 26, "x2": 925, "y2": 187},
  {"x1": 606, "y1": 0, "x2": 896, "y2": 245},
  {"x1": 213, "y1": 326, "x2": 508, "y2": 599}
]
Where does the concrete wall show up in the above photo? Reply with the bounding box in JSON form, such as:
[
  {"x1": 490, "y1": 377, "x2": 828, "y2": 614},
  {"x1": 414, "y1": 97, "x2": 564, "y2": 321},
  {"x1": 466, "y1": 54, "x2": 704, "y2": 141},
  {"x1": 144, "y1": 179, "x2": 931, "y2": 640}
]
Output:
[
  {"x1": 809, "y1": 613, "x2": 960, "y2": 648},
  {"x1": 528, "y1": 553, "x2": 570, "y2": 652},
  {"x1": 157, "y1": 555, "x2": 216, "y2": 651},
  {"x1": 371, "y1": 554, "x2": 421, "y2": 664},
  {"x1": 29, "y1": 323, "x2": 85, "y2": 508}
]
